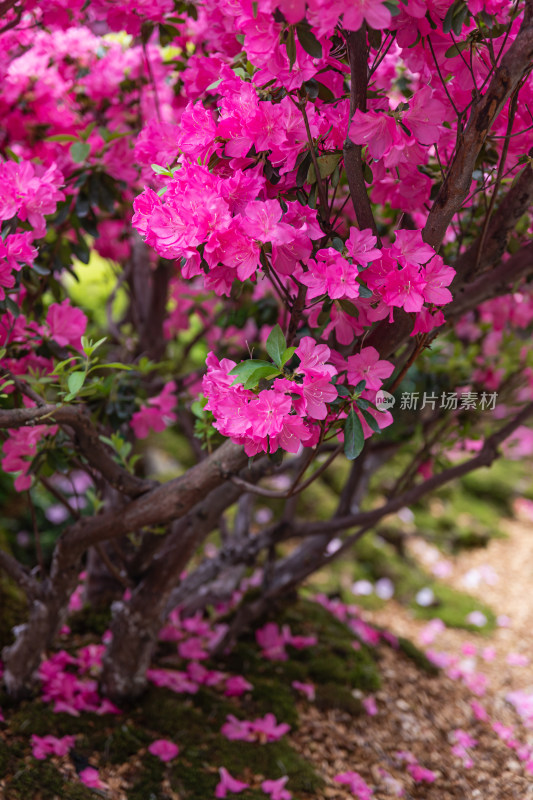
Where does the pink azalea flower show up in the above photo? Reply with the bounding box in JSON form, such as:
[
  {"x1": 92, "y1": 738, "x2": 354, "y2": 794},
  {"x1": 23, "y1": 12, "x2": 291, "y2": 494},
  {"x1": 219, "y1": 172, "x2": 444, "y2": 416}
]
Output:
[
  {"x1": 221, "y1": 714, "x2": 256, "y2": 742},
  {"x1": 187, "y1": 661, "x2": 226, "y2": 687},
  {"x1": 148, "y1": 739, "x2": 179, "y2": 762},
  {"x1": 146, "y1": 668, "x2": 199, "y2": 694},
  {"x1": 295, "y1": 337, "x2": 336, "y2": 379},
  {"x1": 342, "y1": 0, "x2": 392, "y2": 31},
  {"x1": 261, "y1": 775, "x2": 292, "y2": 800},
  {"x1": 256, "y1": 623, "x2": 288, "y2": 661},
  {"x1": 422, "y1": 257, "x2": 455, "y2": 306},
  {"x1": 380, "y1": 263, "x2": 427, "y2": 314},
  {"x1": 335, "y1": 770, "x2": 374, "y2": 799},
  {"x1": 250, "y1": 713, "x2": 290, "y2": 743},
  {"x1": 79, "y1": 767, "x2": 108, "y2": 790},
  {"x1": 225, "y1": 675, "x2": 254, "y2": 697},
  {"x1": 31, "y1": 734, "x2": 76, "y2": 760},
  {"x1": 130, "y1": 381, "x2": 177, "y2": 439},
  {"x1": 0, "y1": 261, "x2": 15, "y2": 300},
  {"x1": 291, "y1": 681, "x2": 315, "y2": 700},
  {"x1": 178, "y1": 637, "x2": 209, "y2": 661},
  {"x1": 345, "y1": 228, "x2": 381, "y2": 265},
  {"x1": 453, "y1": 729, "x2": 478, "y2": 749},
  {"x1": 285, "y1": 633, "x2": 317, "y2": 650},
  {"x1": 403, "y1": 86, "x2": 448, "y2": 146},
  {"x1": 362, "y1": 696, "x2": 378, "y2": 716},
  {"x1": 46, "y1": 299, "x2": 87, "y2": 350},
  {"x1": 390, "y1": 230, "x2": 436, "y2": 266},
  {"x1": 407, "y1": 764, "x2": 436, "y2": 783},
  {"x1": 350, "y1": 110, "x2": 399, "y2": 160},
  {"x1": 298, "y1": 374, "x2": 338, "y2": 420},
  {"x1": 301, "y1": 248, "x2": 361, "y2": 300},
  {"x1": 215, "y1": 767, "x2": 249, "y2": 797},
  {"x1": 346, "y1": 346, "x2": 394, "y2": 392},
  {"x1": 507, "y1": 652, "x2": 529, "y2": 667}
]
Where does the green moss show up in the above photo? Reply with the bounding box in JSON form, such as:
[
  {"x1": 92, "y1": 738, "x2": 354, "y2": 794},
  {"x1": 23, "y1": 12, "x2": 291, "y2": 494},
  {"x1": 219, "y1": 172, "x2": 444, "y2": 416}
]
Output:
[
  {"x1": 314, "y1": 683, "x2": 363, "y2": 716},
  {"x1": 191, "y1": 687, "x2": 240, "y2": 728},
  {"x1": 7, "y1": 760, "x2": 94, "y2": 800},
  {"x1": 134, "y1": 687, "x2": 206, "y2": 740},
  {"x1": 205, "y1": 735, "x2": 323, "y2": 795},
  {"x1": 242, "y1": 676, "x2": 299, "y2": 727},
  {"x1": 128, "y1": 754, "x2": 165, "y2": 800},
  {"x1": 396, "y1": 636, "x2": 439, "y2": 676},
  {"x1": 410, "y1": 582, "x2": 495, "y2": 632},
  {"x1": 92, "y1": 723, "x2": 150, "y2": 764},
  {"x1": 312, "y1": 533, "x2": 496, "y2": 633},
  {"x1": 9, "y1": 700, "x2": 110, "y2": 740},
  {"x1": 170, "y1": 757, "x2": 218, "y2": 798}
]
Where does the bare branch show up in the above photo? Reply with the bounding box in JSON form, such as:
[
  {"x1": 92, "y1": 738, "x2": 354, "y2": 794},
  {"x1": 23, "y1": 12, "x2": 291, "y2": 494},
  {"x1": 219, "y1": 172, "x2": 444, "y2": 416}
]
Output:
[
  {"x1": 0, "y1": 403, "x2": 155, "y2": 497},
  {"x1": 343, "y1": 28, "x2": 379, "y2": 239},
  {"x1": 423, "y1": 10, "x2": 533, "y2": 249},
  {"x1": 0, "y1": 549, "x2": 40, "y2": 599},
  {"x1": 294, "y1": 400, "x2": 533, "y2": 539}
]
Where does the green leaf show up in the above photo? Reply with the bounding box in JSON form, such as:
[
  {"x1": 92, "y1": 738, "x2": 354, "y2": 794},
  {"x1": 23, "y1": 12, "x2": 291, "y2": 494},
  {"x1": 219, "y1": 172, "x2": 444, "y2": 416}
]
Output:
[
  {"x1": 344, "y1": 408, "x2": 365, "y2": 461},
  {"x1": 358, "y1": 284, "x2": 373, "y2": 299},
  {"x1": 296, "y1": 22, "x2": 323, "y2": 58},
  {"x1": 336, "y1": 385, "x2": 351, "y2": 398},
  {"x1": 316, "y1": 80, "x2": 335, "y2": 102},
  {"x1": 67, "y1": 371, "x2": 86, "y2": 396},
  {"x1": 45, "y1": 134, "x2": 78, "y2": 143},
  {"x1": 339, "y1": 299, "x2": 359, "y2": 317},
  {"x1": 281, "y1": 346, "x2": 296, "y2": 367},
  {"x1": 5, "y1": 297, "x2": 20, "y2": 317},
  {"x1": 306, "y1": 153, "x2": 341, "y2": 184},
  {"x1": 82, "y1": 336, "x2": 107, "y2": 357},
  {"x1": 52, "y1": 357, "x2": 78, "y2": 375},
  {"x1": 445, "y1": 41, "x2": 469, "y2": 58},
  {"x1": 452, "y1": 3, "x2": 469, "y2": 34},
  {"x1": 442, "y1": 1, "x2": 457, "y2": 33},
  {"x1": 69, "y1": 141, "x2": 91, "y2": 163},
  {"x1": 243, "y1": 365, "x2": 280, "y2": 389},
  {"x1": 191, "y1": 399, "x2": 207, "y2": 418},
  {"x1": 151, "y1": 163, "x2": 173, "y2": 175},
  {"x1": 360, "y1": 407, "x2": 381, "y2": 434},
  {"x1": 80, "y1": 122, "x2": 96, "y2": 141},
  {"x1": 97, "y1": 362, "x2": 134, "y2": 370},
  {"x1": 229, "y1": 359, "x2": 278, "y2": 385},
  {"x1": 285, "y1": 27, "x2": 297, "y2": 70},
  {"x1": 266, "y1": 324, "x2": 287, "y2": 367}
]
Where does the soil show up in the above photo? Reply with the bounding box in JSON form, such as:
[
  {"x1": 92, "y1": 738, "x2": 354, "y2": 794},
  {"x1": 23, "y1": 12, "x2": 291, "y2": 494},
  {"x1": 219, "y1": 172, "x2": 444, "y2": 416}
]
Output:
[{"x1": 291, "y1": 516, "x2": 533, "y2": 798}]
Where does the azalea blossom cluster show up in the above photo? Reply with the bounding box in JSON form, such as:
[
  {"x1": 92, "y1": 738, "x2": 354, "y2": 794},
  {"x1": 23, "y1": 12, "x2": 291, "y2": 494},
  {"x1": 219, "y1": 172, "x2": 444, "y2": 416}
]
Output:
[{"x1": 202, "y1": 336, "x2": 397, "y2": 456}]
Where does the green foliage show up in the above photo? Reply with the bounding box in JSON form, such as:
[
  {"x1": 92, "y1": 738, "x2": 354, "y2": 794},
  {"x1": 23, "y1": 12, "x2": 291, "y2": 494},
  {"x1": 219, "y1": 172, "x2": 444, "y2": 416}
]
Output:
[{"x1": 344, "y1": 407, "x2": 365, "y2": 460}]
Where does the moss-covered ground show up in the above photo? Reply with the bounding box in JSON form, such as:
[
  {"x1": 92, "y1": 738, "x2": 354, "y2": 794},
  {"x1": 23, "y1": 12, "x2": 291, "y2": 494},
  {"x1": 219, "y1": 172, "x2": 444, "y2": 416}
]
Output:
[{"x1": 1, "y1": 596, "x2": 406, "y2": 799}]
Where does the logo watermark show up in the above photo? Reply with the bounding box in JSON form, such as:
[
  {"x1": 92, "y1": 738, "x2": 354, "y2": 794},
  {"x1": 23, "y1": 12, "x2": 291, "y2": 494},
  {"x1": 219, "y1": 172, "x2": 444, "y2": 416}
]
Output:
[
  {"x1": 376, "y1": 390, "x2": 396, "y2": 411},
  {"x1": 377, "y1": 391, "x2": 498, "y2": 412}
]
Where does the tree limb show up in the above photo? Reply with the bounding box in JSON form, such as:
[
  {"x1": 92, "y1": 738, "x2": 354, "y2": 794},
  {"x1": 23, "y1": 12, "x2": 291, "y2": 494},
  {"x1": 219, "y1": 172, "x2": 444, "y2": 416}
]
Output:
[
  {"x1": 343, "y1": 28, "x2": 379, "y2": 238},
  {"x1": 0, "y1": 404, "x2": 155, "y2": 497},
  {"x1": 423, "y1": 6, "x2": 533, "y2": 249}
]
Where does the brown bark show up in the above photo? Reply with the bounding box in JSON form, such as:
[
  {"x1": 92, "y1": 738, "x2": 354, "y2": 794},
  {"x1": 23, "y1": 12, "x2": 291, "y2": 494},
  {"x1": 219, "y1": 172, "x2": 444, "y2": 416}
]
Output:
[
  {"x1": 423, "y1": 5, "x2": 533, "y2": 250},
  {"x1": 343, "y1": 28, "x2": 379, "y2": 238},
  {"x1": 1, "y1": 439, "x2": 247, "y2": 697}
]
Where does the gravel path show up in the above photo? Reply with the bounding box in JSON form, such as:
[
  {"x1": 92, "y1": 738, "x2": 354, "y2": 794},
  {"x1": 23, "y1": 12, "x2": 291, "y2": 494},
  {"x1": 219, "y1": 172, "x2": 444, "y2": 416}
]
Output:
[{"x1": 290, "y1": 513, "x2": 533, "y2": 799}]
